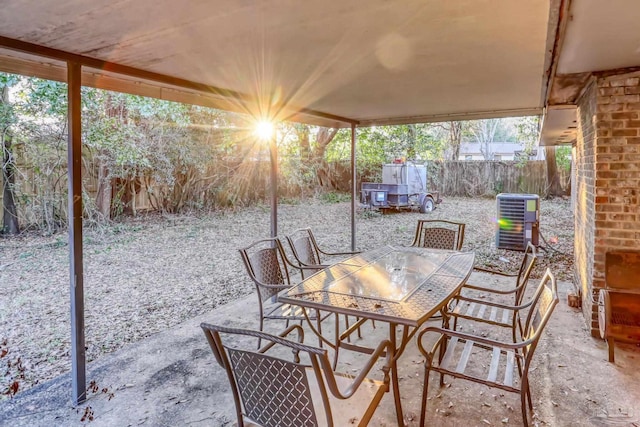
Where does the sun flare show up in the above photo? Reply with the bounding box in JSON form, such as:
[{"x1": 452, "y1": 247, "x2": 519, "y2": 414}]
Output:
[{"x1": 254, "y1": 120, "x2": 274, "y2": 141}]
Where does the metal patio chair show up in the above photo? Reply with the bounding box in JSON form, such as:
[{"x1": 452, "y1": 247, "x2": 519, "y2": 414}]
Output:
[
  {"x1": 287, "y1": 228, "x2": 373, "y2": 343},
  {"x1": 286, "y1": 228, "x2": 360, "y2": 279},
  {"x1": 201, "y1": 323, "x2": 391, "y2": 427},
  {"x1": 446, "y1": 242, "x2": 538, "y2": 339},
  {"x1": 410, "y1": 219, "x2": 465, "y2": 320},
  {"x1": 417, "y1": 269, "x2": 558, "y2": 427},
  {"x1": 239, "y1": 237, "x2": 331, "y2": 347},
  {"x1": 410, "y1": 219, "x2": 465, "y2": 251},
  {"x1": 286, "y1": 228, "x2": 366, "y2": 345}
]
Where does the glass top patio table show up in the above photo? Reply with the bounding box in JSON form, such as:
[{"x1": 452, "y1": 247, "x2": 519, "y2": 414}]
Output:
[{"x1": 280, "y1": 245, "x2": 475, "y2": 327}]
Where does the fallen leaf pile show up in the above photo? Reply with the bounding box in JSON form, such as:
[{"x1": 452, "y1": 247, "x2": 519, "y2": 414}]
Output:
[{"x1": 0, "y1": 196, "x2": 574, "y2": 396}]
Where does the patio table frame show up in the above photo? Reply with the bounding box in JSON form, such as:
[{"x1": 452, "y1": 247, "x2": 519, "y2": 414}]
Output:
[{"x1": 280, "y1": 245, "x2": 475, "y2": 426}]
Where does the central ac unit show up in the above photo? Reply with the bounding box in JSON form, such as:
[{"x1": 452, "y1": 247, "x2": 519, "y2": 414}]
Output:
[{"x1": 496, "y1": 193, "x2": 539, "y2": 251}]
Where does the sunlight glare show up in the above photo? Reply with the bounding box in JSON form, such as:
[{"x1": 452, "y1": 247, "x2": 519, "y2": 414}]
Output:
[{"x1": 255, "y1": 120, "x2": 274, "y2": 141}]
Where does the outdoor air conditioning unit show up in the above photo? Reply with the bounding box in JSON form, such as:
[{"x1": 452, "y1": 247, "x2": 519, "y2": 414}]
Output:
[{"x1": 496, "y1": 193, "x2": 540, "y2": 251}]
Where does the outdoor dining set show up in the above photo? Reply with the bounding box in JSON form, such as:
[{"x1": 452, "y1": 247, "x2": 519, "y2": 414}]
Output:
[{"x1": 200, "y1": 220, "x2": 559, "y2": 427}]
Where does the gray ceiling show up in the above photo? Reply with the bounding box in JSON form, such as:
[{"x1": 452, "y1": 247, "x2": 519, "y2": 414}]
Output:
[
  {"x1": 0, "y1": 0, "x2": 638, "y2": 133},
  {"x1": 0, "y1": 0, "x2": 553, "y2": 125}
]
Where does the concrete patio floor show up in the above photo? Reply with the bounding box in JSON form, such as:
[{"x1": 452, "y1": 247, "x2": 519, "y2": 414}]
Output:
[{"x1": 2, "y1": 271, "x2": 640, "y2": 427}]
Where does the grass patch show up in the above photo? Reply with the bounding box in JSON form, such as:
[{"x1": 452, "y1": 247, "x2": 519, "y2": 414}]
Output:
[{"x1": 319, "y1": 192, "x2": 351, "y2": 204}]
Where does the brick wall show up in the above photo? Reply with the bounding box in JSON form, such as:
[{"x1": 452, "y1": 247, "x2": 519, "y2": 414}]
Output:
[
  {"x1": 574, "y1": 71, "x2": 640, "y2": 335},
  {"x1": 575, "y1": 78, "x2": 597, "y2": 331}
]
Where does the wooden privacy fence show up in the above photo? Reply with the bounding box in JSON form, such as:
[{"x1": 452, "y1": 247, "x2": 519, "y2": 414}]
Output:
[
  {"x1": 1, "y1": 158, "x2": 570, "y2": 227},
  {"x1": 427, "y1": 160, "x2": 570, "y2": 197},
  {"x1": 343, "y1": 160, "x2": 569, "y2": 198}
]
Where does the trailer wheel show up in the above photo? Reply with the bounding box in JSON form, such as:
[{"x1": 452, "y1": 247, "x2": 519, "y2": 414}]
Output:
[{"x1": 420, "y1": 196, "x2": 435, "y2": 213}]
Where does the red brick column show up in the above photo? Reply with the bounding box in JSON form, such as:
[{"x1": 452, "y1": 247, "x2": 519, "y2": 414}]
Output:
[{"x1": 574, "y1": 71, "x2": 640, "y2": 335}]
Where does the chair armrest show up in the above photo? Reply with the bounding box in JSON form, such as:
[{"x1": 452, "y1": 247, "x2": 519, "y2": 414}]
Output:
[
  {"x1": 472, "y1": 266, "x2": 517, "y2": 277},
  {"x1": 259, "y1": 324, "x2": 305, "y2": 354},
  {"x1": 462, "y1": 282, "x2": 519, "y2": 295},
  {"x1": 281, "y1": 252, "x2": 330, "y2": 274},
  {"x1": 245, "y1": 274, "x2": 290, "y2": 293},
  {"x1": 318, "y1": 249, "x2": 362, "y2": 257},
  {"x1": 253, "y1": 281, "x2": 290, "y2": 292},
  {"x1": 323, "y1": 339, "x2": 392, "y2": 399},
  {"x1": 201, "y1": 323, "x2": 323, "y2": 356},
  {"x1": 281, "y1": 249, "x2": 332, "y2": 272},
  {"x1": 417, "y1": 326, "x2": 534, "y2": 358},
  {"x1": 451, "y1": 294, "x2": 533, "y2": 311},
  {"x1": 299, "y1": 263, "x2": 331, "y2": 271}
]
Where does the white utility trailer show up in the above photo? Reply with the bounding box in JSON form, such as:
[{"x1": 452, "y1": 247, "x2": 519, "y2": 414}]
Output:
[{"x1": 361, "y1": 162, "x2": 441, "y2": 213}]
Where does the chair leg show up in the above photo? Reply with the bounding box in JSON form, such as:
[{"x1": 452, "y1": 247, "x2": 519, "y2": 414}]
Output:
[
  {"x1": 441, "y1": 311, "x2": 450, "y2": 330},
  {"x1": 333, "y1": 314, "x2": 341, "y2": 370},
  {"x1": 515, "y1": 355, "x2": 523, "y2": 378},
  {"x1": 257, "y1": 316, "x2": 265, "y2": 349},
  {"x1": 438, "y1": 337, "x2": 447, "y2": 387},
  {"x1": 420, "y1": 364, "x2": 431, "y2": 427},
  {"x1": 520, "y1": 387, "x2": 530, "y2": 427},
  {"x1": 607, "y1": 337, "x2": 615, "y2": 363},
  {"x1": 345, "y1": 315, "x2": 351, "y2": 343},
  {"x1": 316, "y1": 309, "x2": 323, "y2": 348}
]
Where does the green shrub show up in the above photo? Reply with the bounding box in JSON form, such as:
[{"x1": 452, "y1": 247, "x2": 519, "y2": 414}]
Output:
[{"x1": 319, "y1": 192, "x2": 351, "y2": 204}]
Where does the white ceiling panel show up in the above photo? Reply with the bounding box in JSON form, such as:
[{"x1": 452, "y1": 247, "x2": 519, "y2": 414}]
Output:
[{"x1": 557, "y1": 0, "x2": 640, "y2": 74}]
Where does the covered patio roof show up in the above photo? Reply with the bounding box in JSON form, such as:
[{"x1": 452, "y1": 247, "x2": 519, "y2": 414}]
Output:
[
  {"x1": 0, "y1": 0, "x2": 557, "y2": 127},
  {"x1": 2, "y1": 0, "x2": 640, "y2": 407},
  {"x1": 3, "y1": 1, "x2": 638, "y2": 135}
]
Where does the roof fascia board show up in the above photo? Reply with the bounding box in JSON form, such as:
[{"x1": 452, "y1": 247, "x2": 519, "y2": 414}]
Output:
[
  {"x1": 358, "y1": 108, "x2": 543, "y2": 127},
  {"x1": 542, "y1": 0, "x2": 571, "y2": 107},
  {"x1": 0, "y1": 36, "x2": 357, "y2": 127}
]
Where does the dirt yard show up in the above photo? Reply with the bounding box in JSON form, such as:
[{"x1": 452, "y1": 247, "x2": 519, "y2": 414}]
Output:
[{"x1": 0, "y1": 196, "x2": 574, "y2": 397}]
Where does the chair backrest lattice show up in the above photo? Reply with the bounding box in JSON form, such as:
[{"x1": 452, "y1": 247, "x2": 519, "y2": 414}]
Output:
[
  {"x1": 228, "y1": 349, "x2": 318, "y2": 427},
  {"x1": 421, "y1": 228, "x2": 457, "y2": 250},
  {"x1": 411, "y1": 220, "x2": 465, "y2": 251},
  {"x1": 290, "y1": 233, "x2": 321, "y2": 266},
  {"x1": 240, "y1": 238, "x2": 292, "y2": 303},
  {"x1": 286, "y1": 228, "x2": 361, "y2": 279}
]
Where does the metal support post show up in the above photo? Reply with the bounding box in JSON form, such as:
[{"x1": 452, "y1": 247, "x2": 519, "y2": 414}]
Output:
[
  {"x1": 67, "y1": 61, "x2": 86, "y2": 405},
  {"x1": 269, "y1": 134, "x2": 278, "y2": 238},
  {"x1": 350, "y1": 124, "x2": 357, "y2": 251}
]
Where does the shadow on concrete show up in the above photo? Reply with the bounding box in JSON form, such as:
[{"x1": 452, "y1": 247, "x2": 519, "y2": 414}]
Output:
[{"x1": 2, "y1": 272, "x2": 640, "y2": 427}]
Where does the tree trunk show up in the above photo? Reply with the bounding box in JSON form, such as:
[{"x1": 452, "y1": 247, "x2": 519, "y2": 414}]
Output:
[
  {"x1": 296, "y1": 125, "x2": 311, "y2": 162},
  {"x1": 448, "y1": 121, "x2": 462, "y2": 161},
  {"x1": 545, "y1": 146, "x2": 563, "y2": 197},
  {"x1": 470, "y1": 119, "x2": 500, "y2": 160},
  {"x1": 407, "y1": 124, "x2": 417, "y2": 159},
  {"x1": 1, "y1": 85, "x2": 19, "y2": 235},
  {"x1": 313, "y1": 127, "x2": 339, "y2": 189},
  {"x1": 313, "y1": 127, "x2": 338, "y2": 161},
  {"x1": 95, "y1": 151, "x2": 112, "y2": 220}
]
